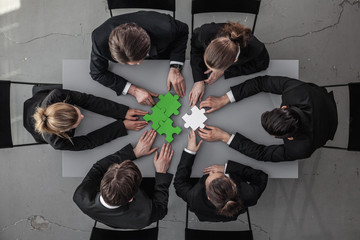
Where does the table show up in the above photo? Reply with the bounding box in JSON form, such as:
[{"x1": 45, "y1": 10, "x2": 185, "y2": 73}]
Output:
[{"x1": 62, "y1": 60, "x2": 298, "y2": 178}]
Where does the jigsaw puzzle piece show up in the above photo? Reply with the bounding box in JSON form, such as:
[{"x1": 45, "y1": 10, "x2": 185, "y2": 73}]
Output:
[
  {"x1": 143, "y1": 106, "x2": 167, "y2": 130},
  {"x1": 157, "y1": 92, "x2": 182, "y2": 117},
  {"x1": 182, "y1": 106, "x2": 207, "y2": 131},
  {"x1": 157, "y1": 118, "x2": 182, "y2": 143}
]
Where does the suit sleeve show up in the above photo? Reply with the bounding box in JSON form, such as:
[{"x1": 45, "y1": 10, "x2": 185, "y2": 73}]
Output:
[
  {"x1": 169, "y1": 19, "x2": 189, "y2": 62},
  {"x1": 149, "y1": 172, "x2": 174, "y2": 223},
  {"x1": 52, "y1": 89, "x2": 129, "y2": 119},
  {"x1": 230, "y1": 75, "x2": 301, "y2": 102},
  {"x1": 229, "y1": 132, "x2": 311, "y2": 162},
  {"x1": 173, "y1": 151, "x2": 197, "y2": 202},
  {"x1": 226, "y1": 160, "x2": 268, "y2": 206},
  {"x1": 89, "y1": 32, "x2": 129, "y2": 96},
  {"x1": 46, "y1": 119, "x2": 127, "y2": 151},
  {"x1": 73, "y1": 144, "x2": 136, "y2": 208},
  {"x1": 224, "y1": 47, "x2": 269, "y2": 78},
  {"x1": 190, "y1": 28, "x2": 208, "y2": 82}
]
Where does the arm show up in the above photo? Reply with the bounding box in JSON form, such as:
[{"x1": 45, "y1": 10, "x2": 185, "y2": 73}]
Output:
[
  {"x1": 226, "y1": 160, "x2": 268, "y2": 205},
  {"x1": 174, "y1": 151, "x2": 197, "y2": 202},
  {"x1": 169, "y1": 19, "x2": 189, "y2": 63},
  {"x1": 73, "y1": 144, "x2": 136, "y2": 206},
  {"x1": 149, "y1": 172, "x2": 174, "y2": 223},
  {"x1": 50, "y1": 89, "x2": 129, "y2": 119},
  {"x1": 190, "y1": 28, "x2": 208, "y2": 83},
  {"x1": 225, "y1": 47, "x2": 270, "y2": 78},
  {"x1": 89, "y1": 33, "x2": 129, "y2": 96},
  {"x1": 47, "y1": 119, "x2": 127, "y2": 151},
  {"x1": 230, "y1": 75, "x2": 301, "y2": 102},
  {"x1": 229, "y1": 132, "x2": 311, "y2": 162}
]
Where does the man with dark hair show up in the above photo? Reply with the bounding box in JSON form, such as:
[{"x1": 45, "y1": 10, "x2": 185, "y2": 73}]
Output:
[
  {"x1": 73, "y1": 130, "x2": 174, "y2": 229},
  {"x1": 197, "y1": 75, "x2": 338, "y2": 162},
  {"x1": 90, "y1": 11, "x2": 189, "y2": 105}
]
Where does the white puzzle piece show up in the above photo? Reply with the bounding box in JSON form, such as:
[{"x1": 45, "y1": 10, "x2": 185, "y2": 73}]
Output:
[{"x1": 182, "y1": 106, "x2": 208, "y2": 130}]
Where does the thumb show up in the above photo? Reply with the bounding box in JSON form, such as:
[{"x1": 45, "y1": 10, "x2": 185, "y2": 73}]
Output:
[
  {"x1": 149, "y1": 91, "x2": 159, "y2": 97},
  {"x1": 197, "y1": 140, "x2": 203, "y2": 149}
]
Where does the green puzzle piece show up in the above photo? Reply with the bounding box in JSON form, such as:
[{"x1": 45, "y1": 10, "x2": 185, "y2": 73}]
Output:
[
  {"x1": 143, "y1": 92, "x2": 182, "y2": 143},
  {"x1": 157, "y1": 118, "x2": 182, "y2": 143},
  {"x1": 143, "y1": 106, "x2": 167, "y2": 130},
  {"x1": 157, "y1": 92, "x2": 181, "y2": 117}
]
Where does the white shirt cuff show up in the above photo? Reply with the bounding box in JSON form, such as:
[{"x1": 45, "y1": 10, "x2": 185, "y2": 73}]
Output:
[
  {"x1": 227, "y1": 134, "x2": 235, "y2": 145},
  {"x1": 224, "y1": 163, "x2": 230, "y2": 178},
  {"x1": 226, "y1": 90, "x2": 236, "y2": 103},
  {"x1": 170, "y1": 61, "x2": 184, "y2": 66},
  {"x1": 184, "y1": 148, "x2": 196, "y2": 155},
  {"x1": 122, "y1": 82, "x2": 132, "y2": 95}
]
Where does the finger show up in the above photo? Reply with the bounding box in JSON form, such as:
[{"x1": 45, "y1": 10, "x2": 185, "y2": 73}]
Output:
[
  {"x1": 149, "y1": 91, "x2": 159, "y2": 97},
  {"x1": 165, "y1": 143, "x2": 171, "y2": 155},
  {"x1": 169, "y1": 149, "x2": 174, "y2": 159},
  {"x1": 160, "y1": 143, "x2": 166, "y2": 157},
  {"x1": 167, "y1": 78, "x2": 171, "y2": 91},
  {"x1": 199, "y1": 100, "x2": 209, "y2": 109},
  {"x1": 173, "y1": 83, "x2": 181, "y2": 97},
  {"x1": 204, "y1": 69, "x2": 211, "y2": 74},
  {"x1": 148, "y1": 96, "x2": 156, "y2": 106},
  {"x1": 197, "y1": 140, "x2": 203, "y2": 149},
  {"x1": 149, "y1": 147, "x2": 158, "y2": 154},
  {"x1": 180, "y1": 81, "x2": 186, "y2": 97},
  {"x1": 149, "y1": 130, "x2": 157, "y2": 143},
  {"x1": 153, "y1": 151, "x2": 158, "y2": 161},
  {"x1": 205, "y1": 108, "x2": 215, "y2": 114},
  {"x1": 136, "y1": 121, "x2": 148, "y2": 125},
  {"x1": 135, "y1": 109, "x2": 148, "y2": 115},
  {"x1": 140, "y1": 130, "x2": 147, "y2": 140}
]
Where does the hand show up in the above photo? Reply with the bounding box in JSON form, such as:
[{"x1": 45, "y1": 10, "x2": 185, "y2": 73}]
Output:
[
  {"x1": 128, "y1": 85, "x2": 158, "y2": 106},
  {"x1": 133, "y1": 130, "x2": 158, "y2": 158},
  {"x1": 197, "y1": 125, "x2": 231, "y2": 143},
  {"x1": 203, "y1": 69, "x2": 224, "y2": 85},
  {"x1": 186, "y1": 129, "x2": 203, "y2": 152},
  {"x1": 153, "y1": 143, "x2": 174, "y2": 173},
  {"x1": 167, "y1": 68, "x2": 186, "y2": 97},
  {"x1": 203, "y1": 165, "x2": 225, "y2": 175},
  {"x1": 199, "y1": 95, "x2": 230, "y2": 114},
  {"x1": 124, "y1": 120, "x2": 148, "y2": 131},
  {"x1": 125, "y1": 109, "x2": 148, "y2": 120},
  {"x1": 189, "y1": 81, "x2": 205, "y2": 107}
]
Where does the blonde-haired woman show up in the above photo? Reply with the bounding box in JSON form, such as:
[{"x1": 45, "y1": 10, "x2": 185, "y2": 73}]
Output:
[
  {"x1": 24, "y1": 89, "x2": 148, "y2": 151},
  {"x1": 189, "y1": 22, "x2": 269, "y2": 106}
]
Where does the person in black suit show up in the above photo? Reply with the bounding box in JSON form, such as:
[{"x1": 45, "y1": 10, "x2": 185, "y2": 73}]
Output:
[
  {"x1": 174, "y1": 130, "x2": 268, "y2": 222},
  {"x1": 189, "y1": 22, "x2": 269, "y2": 106},
  {"x1": 73, "y1": 130, "x2": 174, "y2": 229},
  {"x1": 23, "y1": 89, "x2": 148, "y2": 151},
  {"x1": 90, "y1": 11, "x2": 189, "y2": 105},
  {"x1": 198, "y1": 75, "x2": 338, "y2": 162}
]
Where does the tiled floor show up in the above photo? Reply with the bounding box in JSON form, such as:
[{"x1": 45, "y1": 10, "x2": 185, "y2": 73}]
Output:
[{"x1": 1, "y1": 0, "x2": 359, "y2": 239}]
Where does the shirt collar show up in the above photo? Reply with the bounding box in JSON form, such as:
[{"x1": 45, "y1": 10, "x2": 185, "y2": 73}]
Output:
[{"x1": 99, "y1": 195, "x2": 120, "y2": 209}]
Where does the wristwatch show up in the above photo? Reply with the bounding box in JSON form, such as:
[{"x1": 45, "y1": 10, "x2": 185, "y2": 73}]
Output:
[{"x1": 170, "y1": 64, "x2": 183, "y2": 71}]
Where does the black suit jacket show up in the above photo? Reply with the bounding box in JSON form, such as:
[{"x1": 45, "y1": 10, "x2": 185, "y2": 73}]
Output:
[
  {"x1": 174, "y1": 151, "x2": 268, "y2": 222},
  {"x1": 190, "y1": 23, "x2": 269, "y2": 82},
  {"x1": 73, "y1": 144, "x2": 173, "y2": 229},
  {"x1": 229, "y1": 75, "x2": 338, "y2": 162},
  {"x1": 23, "y1": 89, "x2": 129, "y2": 151},
  {"x1": 90, "y1": 11, "x2": 189, "y2": 95}
]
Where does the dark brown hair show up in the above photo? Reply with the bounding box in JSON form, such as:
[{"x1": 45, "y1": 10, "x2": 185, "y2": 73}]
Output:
[
  {"x1": 206, "y1": 175, "x2": 243, "y2": 217},
  {"x1": 205, "y1": 22, "x2": 252, "y2": 71},
  {"x1": 261, "y1": 107, "x2": 301, "y2": 138},
  {"x1": 33, "y1": 102, "x2": 78, "y2": 142},
  {"x1": 108, "y1": 23, "x2": 151, "y2": 64},
  {"x1": 100, "y1": 160, "x2": 142, "y2": 206}
]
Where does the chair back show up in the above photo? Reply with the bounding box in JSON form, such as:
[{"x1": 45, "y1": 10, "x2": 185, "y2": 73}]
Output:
[
  {"x1": 90, "y1": 222, "x2": 159, "y2": 240},
  {"x1": 185, "y1": 205, "x2": 253, "y2": 240},
  {"x1": 0, "y1": 81, "x2": 13, "y2": 148},
  {"x1": 191, "y1": 0, "x2": 261, "y2": 32},
  {"x1": 107, "y1": 0, "x2": 175, "y2": 17},
  {"x1": 348, "y1": 82, "x2": 360, "y2": 151}
]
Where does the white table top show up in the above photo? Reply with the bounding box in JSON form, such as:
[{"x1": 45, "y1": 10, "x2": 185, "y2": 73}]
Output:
[{"x1": 62, "y1": 60, "x2": 298, "y2": 178}]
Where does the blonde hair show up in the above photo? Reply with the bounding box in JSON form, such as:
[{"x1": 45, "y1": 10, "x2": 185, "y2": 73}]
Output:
[
  {"x1": 33, "y1": 102, "x2": 78, "y2": 142},
  {"x1": 204, "y1": 22, "x2": 252, "y2": 71}
]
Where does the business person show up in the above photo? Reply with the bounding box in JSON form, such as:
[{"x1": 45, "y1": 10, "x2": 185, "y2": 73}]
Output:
[
  {"x1": 90, "y1": 11, "x2": 189, "y2": 105},
  {"x1": 198, "y1": 75, "x2": 338, "y2": 162},
  {"x1": 23, "y1": 88, "x2": 147, "y2": 151},
  {"x1": 189, "y1": 22, "x2": 269, "y2": 106},
  {"x1": 73, "y1": 130, "x2": 174, "y2": 229},
  {"x1": 174, "y1": 130, "x2": 268, "y2": 222}
]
